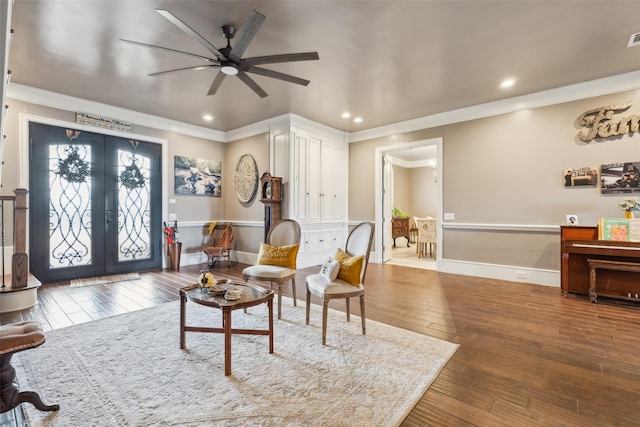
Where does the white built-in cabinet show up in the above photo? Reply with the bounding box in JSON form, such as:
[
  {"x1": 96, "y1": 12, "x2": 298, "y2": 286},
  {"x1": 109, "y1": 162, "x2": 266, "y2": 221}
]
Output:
[
  {"x1": 293, "y1": 133, "x2": 345, "y2": 222},
  {"x1": 270, "y1": 115, "x2": 348, "y2": 268}
]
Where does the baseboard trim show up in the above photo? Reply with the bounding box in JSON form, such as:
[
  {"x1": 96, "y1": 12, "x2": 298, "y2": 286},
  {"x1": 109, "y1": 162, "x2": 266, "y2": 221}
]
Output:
[
  {"x1": 371, "y1": 250, "x2": 559, "y2": 287},
  {"x1": 437, "y1": 259, "x2": 559, "y2": 287}
]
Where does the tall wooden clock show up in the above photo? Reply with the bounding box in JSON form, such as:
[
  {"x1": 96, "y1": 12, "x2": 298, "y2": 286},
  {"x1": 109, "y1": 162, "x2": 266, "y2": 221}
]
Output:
[{"x1": 259, "y1": 172, "x2": 282, "y2": 241}]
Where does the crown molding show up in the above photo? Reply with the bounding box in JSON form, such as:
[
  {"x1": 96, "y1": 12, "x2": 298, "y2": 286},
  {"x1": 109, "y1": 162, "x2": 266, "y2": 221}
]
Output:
[
  {"x1": 225, "y1": 117, "x2": 271, "y2": 142},
  {"x1": 349, "y1": 70, "x2": 640, "y2": 142},
  {"x1": 7, "y1": 83, "x2": 227, "y2": 142},
  {"x1": 9, "y1": 70, "x2": 640, "y2": 145}
]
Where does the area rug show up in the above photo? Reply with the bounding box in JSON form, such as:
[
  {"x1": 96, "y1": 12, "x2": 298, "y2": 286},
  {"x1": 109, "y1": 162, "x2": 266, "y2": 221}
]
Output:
[
  {"x1": 69, "y1": 272, "x2": 140, "y2": 287},
  {"x1": 14, "y1": 297, "x2": 458, "y2": 427}
]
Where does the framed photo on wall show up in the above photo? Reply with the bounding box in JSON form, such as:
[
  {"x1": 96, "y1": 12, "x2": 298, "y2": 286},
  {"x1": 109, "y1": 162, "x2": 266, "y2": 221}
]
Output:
[
  {"x1": 174, "y1": 155, "x2": 222, "y2": 196},
  {"x1": 601, "y1": 161, "x2": 640, "y2": 194},
  {"x1": 564, "y1": 167, "x2": 598, "y2": 187}
]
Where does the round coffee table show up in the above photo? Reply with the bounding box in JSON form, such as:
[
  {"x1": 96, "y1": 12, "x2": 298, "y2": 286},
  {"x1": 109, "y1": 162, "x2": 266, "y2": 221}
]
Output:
[{"x1": 179, "y1": 281, "x2": 274, "y2": 376}]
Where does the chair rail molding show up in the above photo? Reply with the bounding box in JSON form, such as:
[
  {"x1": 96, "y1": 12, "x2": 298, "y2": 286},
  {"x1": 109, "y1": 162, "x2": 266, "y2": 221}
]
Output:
[{"x1": 442, "y1": 223, "x2": 560, "y2": 233}]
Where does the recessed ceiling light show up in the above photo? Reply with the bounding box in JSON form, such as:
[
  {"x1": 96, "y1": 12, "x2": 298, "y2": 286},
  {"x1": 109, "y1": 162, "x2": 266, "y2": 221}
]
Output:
[
  {"x1": 353, "y1": 117, "x2": 363, "y2": 123},
  {"x1": 203, "y1": 114, "x2": 213, "y2": 121},
  {"x1": 500, "y1": 78, "x2": 516, "y2": 88},
  {"x1": 341, "y1": 112, "x2": 351, "y2": 118}
]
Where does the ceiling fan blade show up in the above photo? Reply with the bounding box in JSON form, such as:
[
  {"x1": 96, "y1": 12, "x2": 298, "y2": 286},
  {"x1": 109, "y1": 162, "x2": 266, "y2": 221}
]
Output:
[
  {"x1": 237, "y1": 72, "x2": 268, "y2": 98},
  {"x1": 243, "y1": 52, "x2": 319, "y2": 66},
  {"x1": 229, "y1": 10, "x2": 266, "y2": 63},
  {"x1": 207, "y1": 73, "x2": 227, "y2": 96},
  {"x1": 149, "y1": 65, "x2": 218, "y2": 77},
  {"x1": 247, "y1": 66, "x2": 310, "y2": 86},
  {"x1": 120, "y1": 39, "x2": 219, "y2": 63},
  {"x1": 156, "y1": 9, "x2": 225, "y2": 60}
]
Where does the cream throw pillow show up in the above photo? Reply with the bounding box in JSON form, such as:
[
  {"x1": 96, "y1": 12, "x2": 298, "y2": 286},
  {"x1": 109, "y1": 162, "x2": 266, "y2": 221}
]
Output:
[{"x1": 319, "y1": 257, "x2": 340, "y2": 281}]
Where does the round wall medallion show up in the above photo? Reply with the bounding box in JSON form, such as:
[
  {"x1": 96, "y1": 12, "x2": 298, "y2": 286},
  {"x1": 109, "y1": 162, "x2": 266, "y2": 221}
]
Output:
[{"x1": 233, "y1": 154, "x2": 258, "y2": 203}]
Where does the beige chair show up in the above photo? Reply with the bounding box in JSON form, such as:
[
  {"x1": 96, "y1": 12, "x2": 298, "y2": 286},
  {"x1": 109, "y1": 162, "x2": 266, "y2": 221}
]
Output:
[
  {"x1": 416, "y1": 217, "x2": 437, "y2": 258},
  {"x1": 203, "y1": 223, "x2": 234, "y2": 268},
  {"x1": 305, "y1": 222, "x2": 374, "y2": 345},
  {"x1": 243, "y1": 219, "x2": 301, "y2": 319}
]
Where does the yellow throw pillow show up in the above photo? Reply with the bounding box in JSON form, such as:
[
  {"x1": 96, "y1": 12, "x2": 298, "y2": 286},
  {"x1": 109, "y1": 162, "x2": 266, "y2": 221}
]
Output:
[
  {"x1": 334, "y1": 248, "x2": 364, "y2": 286},
  {"x1": 257, "y1": 243, "x2": 299, "y2": 269}
]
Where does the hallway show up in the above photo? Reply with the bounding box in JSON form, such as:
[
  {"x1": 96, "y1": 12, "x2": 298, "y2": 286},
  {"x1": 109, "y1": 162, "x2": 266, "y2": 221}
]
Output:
[{"x1": 385, "y1": 244, "x2": 436, "y2": 270}]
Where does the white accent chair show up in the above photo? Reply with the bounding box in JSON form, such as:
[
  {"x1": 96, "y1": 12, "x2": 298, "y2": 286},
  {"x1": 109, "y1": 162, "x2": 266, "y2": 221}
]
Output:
[
  {"x1": 242, "y1": 219, "x2": 301, "y2": 319},
  {"x1": 305, "y1": 222, "x2": 375, "y2": 345}
]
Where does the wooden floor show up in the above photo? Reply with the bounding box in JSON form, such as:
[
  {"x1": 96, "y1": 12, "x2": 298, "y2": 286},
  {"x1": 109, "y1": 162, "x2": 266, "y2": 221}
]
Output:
[{"x1": 3, "y1": 262, "x2": 640, "y2": 426}]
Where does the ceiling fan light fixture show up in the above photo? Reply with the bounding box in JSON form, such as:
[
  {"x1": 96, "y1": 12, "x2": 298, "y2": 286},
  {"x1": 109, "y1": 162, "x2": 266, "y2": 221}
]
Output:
[
  {"x1": 221, "y1": 64, "x2": 239, "y2": 75},
  {"x1": 135, "y1": 9, "x2": 318, "y2": 97}
]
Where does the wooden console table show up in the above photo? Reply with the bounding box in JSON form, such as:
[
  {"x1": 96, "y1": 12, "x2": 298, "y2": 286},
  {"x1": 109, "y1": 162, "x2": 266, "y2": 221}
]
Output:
[
  {"x1": 561, "y1": 226, "x2": 640, "y2": 301},
  {"x1": 391, "y1": 217, "x2": 410, "y2": 247}
]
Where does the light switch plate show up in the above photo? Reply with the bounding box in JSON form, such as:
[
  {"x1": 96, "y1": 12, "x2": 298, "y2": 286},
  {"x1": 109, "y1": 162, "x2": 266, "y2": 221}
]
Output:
[
  {"x1": 168, "y1": 213, "x2": 177, "y2": 221},
  {"x1": 444, "y1": 212, "x2": 455, "y2": 220}
]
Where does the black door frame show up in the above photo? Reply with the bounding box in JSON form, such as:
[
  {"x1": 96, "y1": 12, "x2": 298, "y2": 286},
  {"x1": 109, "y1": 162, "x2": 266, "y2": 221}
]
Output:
[{"x1": 25, "y1": 118, "x2": 168, "y2": 283}]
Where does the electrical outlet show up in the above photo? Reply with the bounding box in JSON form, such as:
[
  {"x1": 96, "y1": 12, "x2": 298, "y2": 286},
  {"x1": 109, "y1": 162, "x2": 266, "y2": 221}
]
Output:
[
  {"x1": 169, "y1": 213, "x2": 177, "y2": 221},
  {"x1": 516, "y1": 271, "x2": 527, "y2": 279},
  {"x1": 444, "y1": 212, "x2": 455, "y2": 220}
]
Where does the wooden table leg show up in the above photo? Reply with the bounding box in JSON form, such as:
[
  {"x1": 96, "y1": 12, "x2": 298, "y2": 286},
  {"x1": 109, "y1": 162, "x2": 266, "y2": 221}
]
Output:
[
  {"x1": 224, "y1": 309, "x2": 232, "y2": 376},
  {"x1": 180, "y1": 293, "x2": 186, "y2": 349},
  {"x1": 268, "y1": 298, "x2": 274, "y2": 354},
  {"x1": 277, "y1": 286, "x2": 282, "y2": 320},
  {"x1": 589, "y1": 266, "x2": 597, "y2": 303}
]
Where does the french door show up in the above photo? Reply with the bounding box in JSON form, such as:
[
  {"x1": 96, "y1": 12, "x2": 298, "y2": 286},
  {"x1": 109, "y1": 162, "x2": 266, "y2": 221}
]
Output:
[{"x1": 29, "y1": 122, "x2": 162, "y2": 283}]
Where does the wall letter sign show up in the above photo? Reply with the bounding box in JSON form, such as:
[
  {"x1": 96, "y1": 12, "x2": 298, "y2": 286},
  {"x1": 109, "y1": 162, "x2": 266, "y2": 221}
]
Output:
[{"x1": 577, "y1": 101, "x2": 640, "y2": 142}]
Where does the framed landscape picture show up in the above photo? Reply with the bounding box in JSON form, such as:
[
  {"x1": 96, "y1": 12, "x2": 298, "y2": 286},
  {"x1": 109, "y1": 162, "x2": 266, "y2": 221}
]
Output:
[{"x1": 174, "y1": 155, "x2": 222, "y2": 196}]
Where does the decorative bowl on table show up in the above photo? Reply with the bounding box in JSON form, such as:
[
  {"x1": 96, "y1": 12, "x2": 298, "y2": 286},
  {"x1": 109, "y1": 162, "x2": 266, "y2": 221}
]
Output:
[
  {"x1": 208, "y1": 283, "x2": 227, "y2": 296},
  {"x1": 224, "y1": 288, "x2": 243, "y2": 300}
]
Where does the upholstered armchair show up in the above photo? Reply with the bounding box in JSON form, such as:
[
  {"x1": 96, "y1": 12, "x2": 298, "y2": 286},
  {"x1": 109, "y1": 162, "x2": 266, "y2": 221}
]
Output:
[
  {"x1": 242, "y1": 219, "x2": 301, "y2": 319},
  {"x1": 0, "y1": 321, "x2": 59, "y2": 414},
  {"x1": 305, "y1": 222, "x2": 374, "y2": 345}
]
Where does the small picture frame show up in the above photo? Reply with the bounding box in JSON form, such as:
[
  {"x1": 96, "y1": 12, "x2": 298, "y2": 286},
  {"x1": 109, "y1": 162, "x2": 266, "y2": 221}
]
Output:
[{"x1": 566, "y1": 214, "x2": 579, "y2": 225}]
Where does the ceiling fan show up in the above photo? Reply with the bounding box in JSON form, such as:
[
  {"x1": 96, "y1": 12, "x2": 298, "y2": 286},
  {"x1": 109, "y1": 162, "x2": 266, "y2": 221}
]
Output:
[{"x1": 120, "y1": 9, "x2": 319, "y2": 98}]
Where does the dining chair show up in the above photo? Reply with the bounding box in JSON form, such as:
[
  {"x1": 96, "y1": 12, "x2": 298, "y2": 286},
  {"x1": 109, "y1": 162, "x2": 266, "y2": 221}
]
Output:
[
  {"x1": 416, "y1": 218, "x2": 437, "y2": 258},
  {"x1": 305, "y1": 222, "x2": 374, "y2": 345},
  {"x1": 243, "y1": 219, "x2": 301, "y2": 319}
]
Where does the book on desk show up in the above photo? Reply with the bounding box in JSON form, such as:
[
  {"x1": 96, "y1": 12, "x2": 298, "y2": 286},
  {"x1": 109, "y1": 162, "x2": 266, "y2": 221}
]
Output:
[{"x1": 598, "y1": 218, "x2": 640, "y2": 242}]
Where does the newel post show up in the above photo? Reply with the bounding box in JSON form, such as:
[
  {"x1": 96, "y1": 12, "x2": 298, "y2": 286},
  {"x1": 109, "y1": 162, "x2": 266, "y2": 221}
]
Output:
[{"x1": 11, "y1": 188, "x2": 28, "y2": 288}]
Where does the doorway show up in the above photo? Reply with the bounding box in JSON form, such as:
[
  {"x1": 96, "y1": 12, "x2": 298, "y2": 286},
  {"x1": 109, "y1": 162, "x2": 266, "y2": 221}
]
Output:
[
  {"x1": 28, "y1": 122, "x2": 163, "y2": 283},
  {"x1": 374, "y1": 137, "x2": 443, "y2": 269}
]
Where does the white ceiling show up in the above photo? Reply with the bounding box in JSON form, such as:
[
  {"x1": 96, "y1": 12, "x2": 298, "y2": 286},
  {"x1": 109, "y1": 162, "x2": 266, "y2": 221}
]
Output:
[{"x1": 8, "y1": 1, "x2": 640, "y2": 135}]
